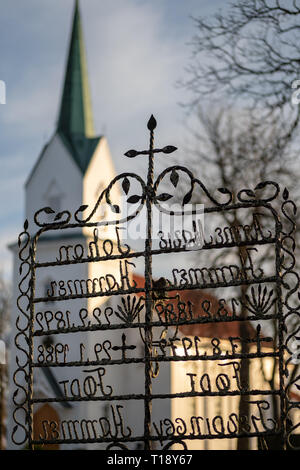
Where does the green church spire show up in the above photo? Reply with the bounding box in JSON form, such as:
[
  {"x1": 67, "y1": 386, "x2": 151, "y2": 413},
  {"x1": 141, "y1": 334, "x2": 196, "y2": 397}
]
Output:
[
  {"x1": 58, "y1": 0, "x2": 95, "y2": 138},
  {"x1": 55, "y1": 0, "x2": 101, "y2": 174}
]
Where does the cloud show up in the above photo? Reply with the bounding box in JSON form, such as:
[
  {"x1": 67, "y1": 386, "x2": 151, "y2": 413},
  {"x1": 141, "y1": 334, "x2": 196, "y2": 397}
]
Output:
[{"x1": 86, "y1": 0, "x2": 191, "y2": 148}]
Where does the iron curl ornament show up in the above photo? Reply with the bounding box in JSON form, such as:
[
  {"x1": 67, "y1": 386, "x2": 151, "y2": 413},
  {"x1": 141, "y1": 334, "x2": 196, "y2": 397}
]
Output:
[
  {"x1": 12, "y1": 115, "x2": 300, "y2": 450},
  {"x1": 12, "y1": 220, "x2": 32, "y2": 446}
]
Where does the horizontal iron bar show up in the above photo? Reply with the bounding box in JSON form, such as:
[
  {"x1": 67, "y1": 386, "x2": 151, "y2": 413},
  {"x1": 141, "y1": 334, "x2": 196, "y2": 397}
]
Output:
[
  {"x1": 31, "y1": 351, "x2": 280, "y2": 368},
  {"x1": 33, "y1": 276, "x2": 278, "y2": 304},
  {"x1": 31, "y1": 388, "x2": 281, "y2": 405},
  {"x1": 34, "y1": 237, "x2": 277, "y2": 269},
  {"x1": 33, "y1": 313, "x2": 280, "y2": 337},
  {"x1": 31, "y1": 429, "x2": 282, "y2": 446}
]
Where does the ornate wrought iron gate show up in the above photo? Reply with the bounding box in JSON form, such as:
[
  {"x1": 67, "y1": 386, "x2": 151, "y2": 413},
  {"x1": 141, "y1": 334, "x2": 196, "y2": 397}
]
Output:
[{"x1": 12, "y1": 116, "x2": 300, "y2": 450}]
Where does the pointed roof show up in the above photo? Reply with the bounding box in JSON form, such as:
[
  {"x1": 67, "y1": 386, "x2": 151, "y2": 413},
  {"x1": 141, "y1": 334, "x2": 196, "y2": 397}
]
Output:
[
  {"x1": 26, "y1": 0, "x2": 102, "y2": 188},
  {"x1": 57, "y1": 0, "x2": 101, "y2": 174},
  {"x1": 58, "y1": 0, "x2": 94, "y2": 137}
]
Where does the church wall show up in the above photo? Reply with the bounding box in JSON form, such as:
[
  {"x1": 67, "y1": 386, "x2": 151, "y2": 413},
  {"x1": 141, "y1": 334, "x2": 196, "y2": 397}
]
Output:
[
  {"x1": 25, "y1": 133, "x2": 83, "y2": 234},
  {"x1": 83, "y1": 137, "x2": 121, "y2": 242},
  {"x1": 170, "y1": 340, "x2": 279, "y2": 450}
]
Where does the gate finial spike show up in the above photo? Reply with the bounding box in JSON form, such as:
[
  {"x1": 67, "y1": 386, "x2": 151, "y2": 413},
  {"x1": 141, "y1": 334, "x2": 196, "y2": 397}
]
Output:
[{"x1": 147, "y1": 115, "x2": 157, "y2": 131}]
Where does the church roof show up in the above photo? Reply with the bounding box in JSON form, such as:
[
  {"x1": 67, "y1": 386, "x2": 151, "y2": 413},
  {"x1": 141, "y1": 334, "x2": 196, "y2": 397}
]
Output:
[
  {"x1": 58, "y1": 130, "x2": 101, "y2": 174},
  {"x1": 57, "y1": 0, "x2": 101, "y2": 174},
  {"x1": 58, "y1": 0, "x2": 94, "y2": 137}
]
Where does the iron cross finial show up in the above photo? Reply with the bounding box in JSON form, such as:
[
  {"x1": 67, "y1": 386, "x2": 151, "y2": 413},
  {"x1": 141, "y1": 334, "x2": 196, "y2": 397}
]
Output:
[{"x1": 124, "y1": 115, "x2": 177, "y2": 159}]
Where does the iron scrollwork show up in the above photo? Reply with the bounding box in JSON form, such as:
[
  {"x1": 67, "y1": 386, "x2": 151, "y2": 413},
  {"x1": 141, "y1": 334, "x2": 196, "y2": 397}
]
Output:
[{"x1": 12, "y1": 116, "x2": 300, "y2": 450}]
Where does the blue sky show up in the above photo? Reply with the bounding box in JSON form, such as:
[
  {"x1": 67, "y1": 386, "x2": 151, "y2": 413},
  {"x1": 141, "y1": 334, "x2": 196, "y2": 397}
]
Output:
[{"x1": 0, "y1": 0, "x2": 225, "y2": 280}]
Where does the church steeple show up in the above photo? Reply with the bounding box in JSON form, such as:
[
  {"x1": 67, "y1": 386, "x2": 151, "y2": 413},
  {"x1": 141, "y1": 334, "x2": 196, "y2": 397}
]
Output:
[
  {"x1": 54, "y1": 0, "x2": 101, "y2": 175},
  {"x1": 57, "y1": 0, "x2": 95, "y2": 138}
]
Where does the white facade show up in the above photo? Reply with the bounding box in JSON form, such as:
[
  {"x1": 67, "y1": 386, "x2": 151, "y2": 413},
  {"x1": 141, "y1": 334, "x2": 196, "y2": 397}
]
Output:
[{"x1": 25, "y1": 134, "x2": 82, "y2": 231}]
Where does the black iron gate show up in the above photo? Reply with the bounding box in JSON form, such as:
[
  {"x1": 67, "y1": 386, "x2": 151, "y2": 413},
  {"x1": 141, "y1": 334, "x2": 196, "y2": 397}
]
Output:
[{"x1": 12, "y1": 116, "x2": 300, "y2": 450}]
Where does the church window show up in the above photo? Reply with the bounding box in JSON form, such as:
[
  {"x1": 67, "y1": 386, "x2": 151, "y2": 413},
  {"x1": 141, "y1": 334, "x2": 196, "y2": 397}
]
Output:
[
  {"x1": 48, "y1": 195, "x2": 61, "y2": 213},
  {"x1": 43, "y1": 180, "x2": 64, "y2": 220}
]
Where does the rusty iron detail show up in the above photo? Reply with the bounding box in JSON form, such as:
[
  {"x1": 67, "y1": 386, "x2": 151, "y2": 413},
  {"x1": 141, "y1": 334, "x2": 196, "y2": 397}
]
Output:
[{"x1": 12, "y1": 116, "x2": 300, "y2": 450}]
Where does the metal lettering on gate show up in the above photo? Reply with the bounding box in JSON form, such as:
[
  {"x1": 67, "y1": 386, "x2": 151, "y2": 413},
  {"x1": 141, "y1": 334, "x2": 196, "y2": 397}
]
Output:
[{"x1": 12, "y1": 116, "x2": 300, "y2": 450}]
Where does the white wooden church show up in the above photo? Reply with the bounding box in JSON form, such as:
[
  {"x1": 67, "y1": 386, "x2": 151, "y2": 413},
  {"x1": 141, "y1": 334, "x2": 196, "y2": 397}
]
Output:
[{"x1": 6, "y1": 0, "x2": 282, "y2": 451}]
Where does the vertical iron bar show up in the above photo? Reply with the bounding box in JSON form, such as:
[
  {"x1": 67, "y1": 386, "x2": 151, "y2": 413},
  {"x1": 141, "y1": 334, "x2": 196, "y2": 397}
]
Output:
[
  {"x1": 27, "y1": 239, "x2": 37, "y2": 450},
  {"x1": 143, "y1": 116, "x2": 155, "y2": 449},
  {"x1": 275, "y1": 223, "x2": 286, "y2": 450}
]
